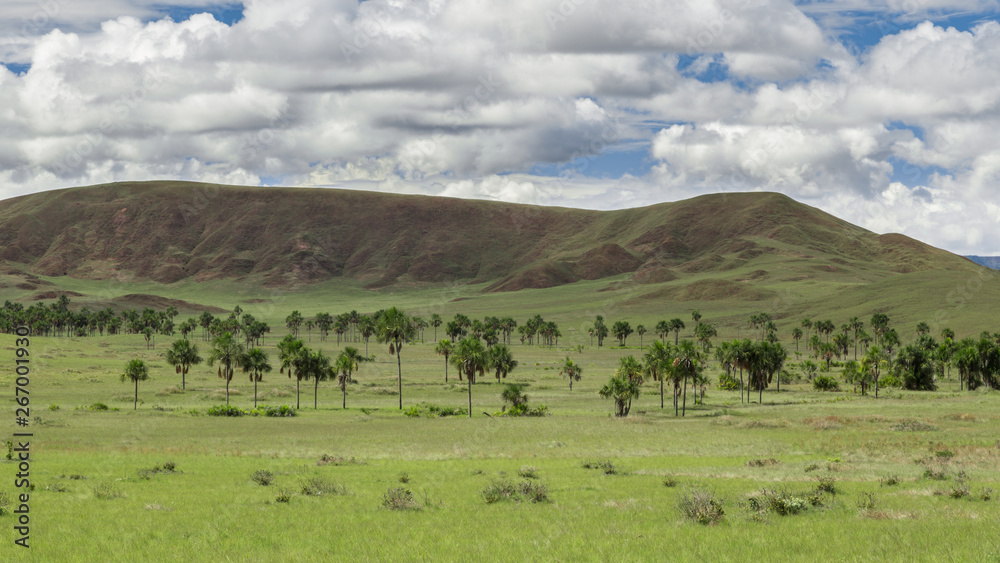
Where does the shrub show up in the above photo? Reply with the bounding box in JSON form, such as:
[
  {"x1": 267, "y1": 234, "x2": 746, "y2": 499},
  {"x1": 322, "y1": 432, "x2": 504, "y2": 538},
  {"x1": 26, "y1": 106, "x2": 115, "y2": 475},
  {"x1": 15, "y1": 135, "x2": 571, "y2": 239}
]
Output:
[
  {"x1": 857, "y1": 492, "x2": 879, "y2": 511},
  {"x1": 582, "y1": 460, "x2": 618, "y2": 474},
  {"x1": 253, "y1": 404, "x2": 296, "y2": 417},
  {"x1": 251, "y1": 470, "x2": 274, "y2": 486},
  {"x1": 89, "y1": 402, "x2": 110, "y2": 411},
  {"x1": 749, "y1": 489, "x2": 809, "y2": 516},
  {"x1": 948, "y1": 479, "x2": 970, "y2": 499},
  {"x1": 93, "y1": 483, "x2": 124, "y2": 500},
  {"x1": 717, "y1": 371, "x2": 740, "y2": 391},
  {"x1": 746, "y1": 458, "x2": 780, "y2": 468},
  {"x1": 481, "y1": 479, "x2": 548, "y2": 504},
  {"x1": 48, "y1": 404, "x2": 60, "y2": 411},
  {"x1": 275, "y1": 488, "x2": 292, "y2": 503},
  {"x1": 662, "y1": 475, "x2": 678, "y2": 488},
  {"x1": 880, "y1": 474, "x2": 899, "y2": 487},
  {"x1": 923, "y1": 467, "x2": 948, "y2": 481},
  {"x1": 316, "y1": 454, "x2": 364, "y2": 466},
  {"x1": 678, "y1": 489, "x2": 724, "y2": 525},
  {"x1": 934, "y1": 449, "x2": 955, "y2": 459},
  {"x1": 813, "y1": 375, "x2": 839, "y2": 392},
  {"x1": 879, "y1": 373, "x2": 903, "y2": 388},
  {"x1": 397, "y1": 472, "x2": 410, "y2": 484},
  {"x1": 162, "y1": 461, "x2": 177, "y2": 472},
  {"x1": 518, "y1": 466, "x2": 539, "y2": 479},
  {"x1": 978, "y1": 487, "x2": 994, "y2": 501},
  {"x1": 804, "y1": 464, "x2": 820, "y2": 473},
  {"x1": 382, "y1": 487, "x2": 419, "y2": 510},
  {"x1": 815, "y1": 477, "x2": 837, "y2": 495},
  {"x1": 299, "y1": 477, "x2": 347, "y2": 496},
  {"x1": 207, "y1": 404, "x2": 245, "y2": 417}
]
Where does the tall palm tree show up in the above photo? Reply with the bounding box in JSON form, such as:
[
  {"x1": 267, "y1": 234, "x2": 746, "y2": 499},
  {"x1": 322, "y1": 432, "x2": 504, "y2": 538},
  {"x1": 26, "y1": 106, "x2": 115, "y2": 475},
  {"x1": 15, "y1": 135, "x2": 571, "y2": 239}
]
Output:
[
  {"x1": 376, "y1": 307, "x2": 415, "y2": 410},
  {"x1": 643, "y1": 340, "x2": 673, "y2": 409},
  {"x1": 285, "y1": 310, "x2": 304, "y2": 337},
  {"x1": 300, "y1": 349, "x2": 334, "y2": 409},
  {"x1": 277, "y1": 335, "x2": 306, "y2": 409},
  {"x1": 165, "y1": 338, "x2": 202, "y2": 390},
  {"x1": 671, "y1": 340, "x2": 701, "y2": 416},
  {"x1": 242, "y1": 347, "x2": 272, "y2": 408},
  {"x1": 488, "y1": 344, "x2": 518, "y2": 383},
  {"x1": 121, "y1": 359, "x2": 149, "y2": 410},
  {"x1": 791, "y1": 328, "x2": 803, "y2": 351},
  {"x1": 434, "y1": 339, "x2": 454, "y2": 382},
  {"x1": 207, "y1": 332, "x2": 246, "y2": 406},
  {"x1": 636, "y1": 324, "x2": 647, "y2": 347},
  {"x1": 559, "y1": 356, "x2": 583, "y2": 391},
  {"x1": 668, "y1": 318, "x2": 686, "y2": 345},
  {"x1": 452, "y1": 336, "x2": 489, "y2": 417}
]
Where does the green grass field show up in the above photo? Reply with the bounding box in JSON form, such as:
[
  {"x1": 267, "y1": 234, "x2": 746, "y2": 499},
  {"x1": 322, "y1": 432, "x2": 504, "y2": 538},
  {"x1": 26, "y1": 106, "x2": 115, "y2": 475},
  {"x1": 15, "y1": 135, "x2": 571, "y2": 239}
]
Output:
[{"x1": 3, "y1": 322, "x2": 1000, "y2": 561}]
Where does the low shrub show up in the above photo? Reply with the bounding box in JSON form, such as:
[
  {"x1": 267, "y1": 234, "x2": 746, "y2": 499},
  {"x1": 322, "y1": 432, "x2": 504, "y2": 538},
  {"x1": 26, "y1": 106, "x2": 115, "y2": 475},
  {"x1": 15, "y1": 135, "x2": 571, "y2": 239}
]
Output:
[
  {"x1": 748, "y1": 489, "x2": 809, "y2": 516},
  {"x1": 206, "y1": 404, "x2": 245, "y2": 417},
  {"x1": 93, "y1": 483, "x2": 124, "y2": 500},
  {"x1": 299, "y1": 477, "x2": 347, "y2": 496},
  {"x1": 662, "y1": 475, "x2": 678, "y2": 488},
  {"x1": 746, "y1": 458, "x2": 780, "y2": 468},
  {"x1": 251, "y1": 470, "x2": 274, "y2": 486},
  {"x1": 857, "y1": 492, "x2": 879, "y2": 511},
  {"x1": 813, "y1": 375, "x2": 840, "y2": 392},
  {"x1": 207, "y1": 404, "x2": 296, "y2": 417},
  {"x1": 880, "y1": 474, "x2": 899, "y2": 487},
  {"x1": 518, "y1": 466, "x2": 539, "y2": 479},
  {"x1": 382, "y1": 487, "x2": 419, "y2": 510},
  {"x1": 893, "y1": 419, "x2": 938, "y2": 432},
  {"x1": 923, "y1": 467, "x2": 948, "y2": 481},
  {"x1": 481, "y1": 479, "x2": 549, "y2": 504},
  {"x1": 679, "y1": 489, "x2": 724, "y2": 525},
  {"x1": 582, "y1": 460, "x2": 618, "y2": 475},
  {"x1": 397, "y1": 472, "x2": 410, "y2": 484},
  {"x1": 275, "y1": 488, "x2": 292, "y2": 503},
  {"x1": 89, "y1": 402, "x2": 110, "y2": 411},
  {"x1": 717, "y1": 371, "x2": 740, "y2": 391},
  {"x1": 316, "y1": 454, "x2": 364, "y2": 466},
  {"x1": 814, "y1": 477, "x2": 837, "y2": 495}
]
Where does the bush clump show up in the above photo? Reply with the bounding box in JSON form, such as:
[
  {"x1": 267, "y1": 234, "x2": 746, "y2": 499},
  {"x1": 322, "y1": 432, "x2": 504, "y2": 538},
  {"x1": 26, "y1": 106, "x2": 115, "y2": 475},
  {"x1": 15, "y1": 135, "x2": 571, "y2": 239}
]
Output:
[
  {"x1": 746, "y1": 458, "x2": 780, "y2": 468},
  {"x1": 518, "y1": 466, "x2": 539, "y2": 479},
  {"x1": 481, "y1": 479, "x2": 549, "y2": 504},
  {"x1": 678, "y1": 489, "x2": 725, "y2": 525},
  {"x1": 717, "y1": 371, "x2": 740, "y2": 391},
  {"x1": 880, "y1": 474, "x2": 899, "y2": 487},
  {"x1": 894, "y1": 419, "x2": 937, "y2": 432},
  {"x1": 382, "y1": 487, "x2": 419, "y2": 510},
  {"x1": 251, "y1": 470, "x2": 274, "y2": 486},
  {"x1": 316, "y1": 454, "x2": 364, "y2": 466},
  {"x1": 812, "y1": 375, "x2": 840, "y2": 392},
  {"x1": 207, "y1": 404, "x2": 296, "y2": 417},
  {"x1": 299, "y1": 477, "x2": 347, "y2": 497},
  {"x1": 93, "y1": 483, "x2": 124, "y2": 500},
  {"x1": 748, "y1": 489, "x2": 810, "y2": 516},
  {"x1": 404, "y1": 403, "x2": 468, "y2": 418},
  {"x1": 582, "y1": 460, "x2": 618, "y2": 475},
  {"x1": 88, "y1": 402, "x2": 110, "y2": 411}
]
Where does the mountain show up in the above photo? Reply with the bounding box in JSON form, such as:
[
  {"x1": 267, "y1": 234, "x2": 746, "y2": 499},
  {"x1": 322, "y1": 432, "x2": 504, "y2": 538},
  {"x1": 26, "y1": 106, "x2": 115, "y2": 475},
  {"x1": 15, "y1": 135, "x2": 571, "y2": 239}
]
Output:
[
  {"x1": 0, "y1": 181, "x2": 981, "y2": 296},
  {"x1": 965, "y1": 256, "x2": 1000, "y2": 270}
]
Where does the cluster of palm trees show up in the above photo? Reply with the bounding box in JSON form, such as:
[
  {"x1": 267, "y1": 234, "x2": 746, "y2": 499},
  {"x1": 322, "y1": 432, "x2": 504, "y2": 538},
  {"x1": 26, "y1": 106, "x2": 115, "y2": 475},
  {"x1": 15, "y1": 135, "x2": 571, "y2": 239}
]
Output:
[
  {"x1": 597, "y1": 339, "x2": 709, "y2": 417},
  {"x1": 0, "y1": 297, "x2": 180, "y2": 341},
  {"x1": 433, "y1": 335, "x2": 519, "y2": 417}
]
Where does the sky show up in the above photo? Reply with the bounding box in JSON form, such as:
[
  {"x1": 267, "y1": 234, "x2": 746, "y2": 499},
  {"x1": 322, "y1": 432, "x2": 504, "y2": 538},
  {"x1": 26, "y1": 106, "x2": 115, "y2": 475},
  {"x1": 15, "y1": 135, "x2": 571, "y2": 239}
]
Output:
[{"x1": 1, "y1": 1, "x2": 1000, "y2": 254}]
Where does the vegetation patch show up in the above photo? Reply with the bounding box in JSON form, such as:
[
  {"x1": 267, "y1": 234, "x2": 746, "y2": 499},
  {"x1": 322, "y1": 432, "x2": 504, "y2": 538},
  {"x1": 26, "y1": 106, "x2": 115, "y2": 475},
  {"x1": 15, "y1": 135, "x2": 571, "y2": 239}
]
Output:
[
  {"x1": 250, "y1": 470, "x2": 274, "y2": 486},
  {"x1": 299, "y1": 477, "x2": 347, "y2": 497},
  {"x1": 481, "y1": 479, "x2": 549, "y2": 504},
  {"x1": 382, "y1": 487, "x2": 420, "y2": 510},
  {"x1": 316, "y1": 454, "x2": 365, "y2": 466},
  {"x1": 678, "y1": 489, "x2": 725, "y2": 525},
  {"x1": 746, "y1": 458, "x2": 780, "y2": 468},
  {"x1": 93, "y1": 483, "x2": 125, "y2": 500},
  {"x1": 894, "y1": 419, "x2": 938, "y2": 432},
  {"x1": 403, "y1": 403, "x2": 468, "y2": 418},
  {"x1": 206, "y1": 404, "x2": 296, "y2": 417},
  {"x1": 582, "y1": 460, "x2": 619, "y2": 475}
]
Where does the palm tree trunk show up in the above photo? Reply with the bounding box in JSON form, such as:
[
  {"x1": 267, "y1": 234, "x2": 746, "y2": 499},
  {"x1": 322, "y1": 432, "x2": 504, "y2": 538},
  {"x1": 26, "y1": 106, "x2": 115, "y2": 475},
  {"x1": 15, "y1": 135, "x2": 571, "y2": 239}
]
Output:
[
  {"x1": 759, "y1": 374, "x2": 763, "y2": 404},
  {"x1": 296, "y1": 378, "x2": 300, "y2": 409},
  {"x1": 682, "y1": 375, "x2": 687, "y2": 417},
  {"x1": 739, "y1": 367, "x2": 745, "y2": 404},
  {"x1": 254, "y1": 379, "x2": 258, "y2": 408},
  {"x1": 467, "y1": 377, "x2": 472, "y2": 418},
  {"x1": 445, "y1": 359, "x2": 449, "y2": 383},
  {"x1": 314, "y1": 379, "x2": 319, "y2": 409},
  {"x1": 397, "y1": 341, "x2": 403, "y2": 410},
  {"x1": 660, "y1": 377, "x2": 664, "y2": 409},
  {"x1": 135, "y1": 379, "x2": 138, "y2": 410},
  {"x1": 226, "y1": 372, "x2": 231, "y2": 405},
  {"x1": 343, "y1": 385, "x2": 347, "y2": 409}
]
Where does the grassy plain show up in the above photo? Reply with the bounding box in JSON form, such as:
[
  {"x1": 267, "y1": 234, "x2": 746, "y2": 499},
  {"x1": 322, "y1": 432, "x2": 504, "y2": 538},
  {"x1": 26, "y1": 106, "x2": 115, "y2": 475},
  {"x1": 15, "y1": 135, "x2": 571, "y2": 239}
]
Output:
[{"x1": 3, "y1": 317, "x2": 1000, "y2": 561}]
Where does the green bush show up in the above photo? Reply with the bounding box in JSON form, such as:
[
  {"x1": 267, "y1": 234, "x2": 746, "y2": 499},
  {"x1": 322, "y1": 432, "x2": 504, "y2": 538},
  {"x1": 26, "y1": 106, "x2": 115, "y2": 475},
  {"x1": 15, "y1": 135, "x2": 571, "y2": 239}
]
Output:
[
  {"x1": 678, "y1": 489, "x2": 725, "y2": 525},
  {"x1": 89, "y1": 402, "x2": 110, "y2": 411},
  {"x1": 879, "y1": 373, "x2": 903, "y2": 388},
  {"x1": 299, "y1": 477, "x2": 347, "y2": 496},
  {"x1": 813, "y1": 375, "x2": 840, "y2": 392},
  {"x1": 717, "y1": 371, "x2": 740, "y2": 391},
  {"x1": 481, "y1": 479, "x2": 549, "y2": 504},
  {"x1": 382, "y1": 487, "x2": 419, "y2": 510},
  {"x1": 207, "y1": 404, "x2": 245, "y2": 417},
  {"x1": 582, "y1": 460, "x2": 618, "y2": 474},
  {"x1": 275, "y1": 488, "x2": 292, "y2": 503},
  {"x1": 748, "y1": 489, "x2": 809, "y2": 516},
  {"x1": 251, "y1": 470, "x2": 274, "y2": 486}
]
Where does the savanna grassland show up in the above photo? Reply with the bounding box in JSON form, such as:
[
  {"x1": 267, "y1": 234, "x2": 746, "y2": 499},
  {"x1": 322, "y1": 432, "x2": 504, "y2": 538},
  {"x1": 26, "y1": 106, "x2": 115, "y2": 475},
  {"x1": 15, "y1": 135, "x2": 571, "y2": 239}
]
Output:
[
  {"x1": 3, "y1": 183, "x2": 1000, "y2": 561},
  {"x1": 3, "y1": 295, "x2": 1000, "y2": 561}
]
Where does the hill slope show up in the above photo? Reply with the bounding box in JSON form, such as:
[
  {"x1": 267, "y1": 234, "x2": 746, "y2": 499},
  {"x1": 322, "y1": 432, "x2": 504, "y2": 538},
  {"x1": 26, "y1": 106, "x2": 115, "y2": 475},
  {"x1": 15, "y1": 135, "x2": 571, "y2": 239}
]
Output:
[{"x1": 0, "y1": 181, "x2": 979, "y2": 296}]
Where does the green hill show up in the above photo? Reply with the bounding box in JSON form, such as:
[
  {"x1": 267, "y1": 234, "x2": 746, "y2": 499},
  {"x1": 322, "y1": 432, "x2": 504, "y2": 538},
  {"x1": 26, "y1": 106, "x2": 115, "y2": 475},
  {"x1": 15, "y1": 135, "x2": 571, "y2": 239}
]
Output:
[{"x1": 1, "y1": 181, "x2": 996, "y2": 335}]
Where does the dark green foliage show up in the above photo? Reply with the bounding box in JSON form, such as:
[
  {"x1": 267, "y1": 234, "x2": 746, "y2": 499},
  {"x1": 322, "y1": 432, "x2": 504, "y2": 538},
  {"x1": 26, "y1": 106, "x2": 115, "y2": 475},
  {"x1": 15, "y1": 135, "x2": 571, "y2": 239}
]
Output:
[
  {"x1": 812, "y1": 375, "x2": 839, "y2": 391},
  {"x1": 717, "y1": 371, "x2": 740, "y2": 391},
  {"x1": 814, "y1": 477, "x2": 837, "y2": 495},
  {"x1": 89, "y1": 402, "x2": 110, "y2": 411},
  {"x1": 404, "y1": 403, "x2": 468, "y2": 417},
  {"x1": 397, "y1": 472, "x2": 410, "y2": 484},
  {"x1": 582, "y1": 460, "x2": 618, "y2": 474},
  {"x1": 275, "y1": 488, "x2": 292, "y2": 503},
  {"x1": 206, "y1": 404, "x2": 296, "y2": 417},
  {"x1": 748, "y1": 489, "x2": 809, "y2": 516},
  {"x1": 662, "y1": 475, "x2": 678, "y2": 487},
  {"x1": 746, "y1": 458, "x2": 780, "y2": 467},
  {"x1": 481, "y1": 479, "x2": 549, "y2": 504}
]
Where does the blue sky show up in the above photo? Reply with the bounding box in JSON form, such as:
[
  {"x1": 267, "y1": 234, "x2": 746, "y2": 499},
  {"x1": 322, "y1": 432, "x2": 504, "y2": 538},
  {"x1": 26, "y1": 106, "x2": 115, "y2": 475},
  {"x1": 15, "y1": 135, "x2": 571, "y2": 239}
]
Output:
[{"x1": 2, "y1": 0, "x2": 1000, "y2": 253}]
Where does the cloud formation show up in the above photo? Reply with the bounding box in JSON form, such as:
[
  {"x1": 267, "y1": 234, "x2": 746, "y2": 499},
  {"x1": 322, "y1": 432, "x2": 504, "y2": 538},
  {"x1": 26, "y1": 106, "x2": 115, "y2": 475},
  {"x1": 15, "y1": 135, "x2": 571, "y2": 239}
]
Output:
[{"x1": 1, "y1": 1, "x2": 1000, "y2": 253}]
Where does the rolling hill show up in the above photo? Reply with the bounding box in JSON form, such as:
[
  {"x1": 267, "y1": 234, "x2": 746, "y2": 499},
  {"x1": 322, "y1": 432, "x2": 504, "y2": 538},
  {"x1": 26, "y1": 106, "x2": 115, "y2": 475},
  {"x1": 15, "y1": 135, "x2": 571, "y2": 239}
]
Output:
[{"x1": 0, "y1": 181, "x2": 996, "y2": 333}]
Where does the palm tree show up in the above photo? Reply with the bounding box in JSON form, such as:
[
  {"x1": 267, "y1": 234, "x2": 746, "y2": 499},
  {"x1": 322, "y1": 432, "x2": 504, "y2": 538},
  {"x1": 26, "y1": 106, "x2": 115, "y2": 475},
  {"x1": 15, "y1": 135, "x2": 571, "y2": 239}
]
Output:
[
  {"x1": 668, "y1": 318, "x2": 685, "y2": 345},
  {"x1": 672, "y1": 340, "x2": 701, "y2": 416},
  {"x1": 636, "y1": 324, "x2": 647, "y2": 347},
  {"x1": 431, "y1": 313, "x2": 442, "y2": 341},
  {"x1": 488, "y1": 344, "x2": 518, "y2": 383},
  {"x1": 376, "y1": 307, "x2": 415, "y2": 410},
  {"x1": 207, "y1": 332, "x2": 246, "y2": 406},
  {"x1": 452, "y1": 336, "x2": 489, "y2": 417},
  {"x1": 691, "y1": 310, "x2": 702, "y2": 328},
  {"x1": 612, "y1": 320, "x2": 633, "y2": 347},
  {"x1": 333, "y1": 347, "x2": 369, "y2": 408},
  {"x1": 434, "y1": 339, "x2": 454, "y2": 382},
  {"x1": 301, "y1": 350, "x2": 334, "y2": 409},
  {"x1": 643, "y1": 340, "x2": 673, "y2": 409},
  {"x1": 916, "y1": 321, "x2": 930, "y2": 337},
  {"x1": 242, "y1": 347, "x2": 272, "y2": 408},
  {"x1": 165, "y1": 338, "x2": 202, "y2": 390},
  {"x1": 655, "y1": 320, "x2": 670, "y2": 342},
  {"x1": 277, "y1": 335, "x2": 306, "y2": 409},
  {"x1": 120, "y1": 359, "x2": 149, "y2": 410},
  {"x1": 860, "y1": 346, "x2": 886, "y2": 398},
  {"x1": 599, "y1": 373, "x2": 641, "y2": 417},
  {"x1": 791, "y1": 328, "x2": 803, "y2": 351},
  {"x1": 285, "y1": 310, "x2": 304, "y2": 337},
  {"x1": 559, "y1": 356, "x2": 583, "y2": 391}
]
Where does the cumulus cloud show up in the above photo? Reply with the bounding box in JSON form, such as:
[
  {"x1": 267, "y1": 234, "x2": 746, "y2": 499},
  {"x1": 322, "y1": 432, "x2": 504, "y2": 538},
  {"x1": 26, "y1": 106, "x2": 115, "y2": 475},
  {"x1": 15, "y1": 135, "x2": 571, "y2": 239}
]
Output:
[{"x1": 1, "y1": 1, "x2": 1000, "y2": 253}]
